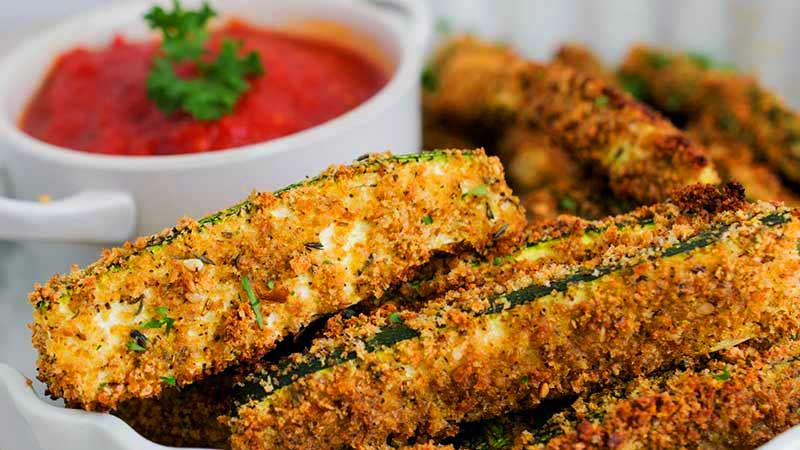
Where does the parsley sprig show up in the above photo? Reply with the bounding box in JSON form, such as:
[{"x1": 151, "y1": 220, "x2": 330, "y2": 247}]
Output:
[{"x1": 145, "y1": 1, "x2": 264, "y2": 120}]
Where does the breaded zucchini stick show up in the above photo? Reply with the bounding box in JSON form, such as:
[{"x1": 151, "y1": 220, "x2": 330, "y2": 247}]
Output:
[
  {"x1": 619, "y1": 45, "x2": 800, "y2": 184},
  {"x1": 30, "y1": 149, "x2": 526, "y2": 410},
  {"x1": 496, "y1": 127, "x2": 631, "y2": 221},
  {"x1": 229, "y1": 184, "x2": 800, "y2": 450},
  {"x1": 482, "y1": 338, "x2": 800, "y2": 449},
  {"x1": 553, "y1": 44, "x2": 798, "y2": 206},
  {"x1": 424, "y1": 36, "x2": 718, "y2": 204},
  {"x1": 116, "y1": 209, "x2": 664, "y2": 448}
]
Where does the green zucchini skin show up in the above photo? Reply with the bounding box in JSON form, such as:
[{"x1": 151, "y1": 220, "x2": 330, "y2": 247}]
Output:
[
  {"x1": 230, "y1": 186, "x2": 800, "y2": 450},
  {"x1": 31, "y1": 149, "x2": 526, "y2": 410}
]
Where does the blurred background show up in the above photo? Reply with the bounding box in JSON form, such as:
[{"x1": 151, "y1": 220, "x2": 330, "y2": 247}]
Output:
[{"x1": 2, "y1": 0, "x2": 800, "y2": 106}]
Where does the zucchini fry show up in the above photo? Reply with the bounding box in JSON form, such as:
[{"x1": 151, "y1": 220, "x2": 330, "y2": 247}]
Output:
[
  {"x1": 116, "y1": 207, "x2": 669, "y2": 448},
  {"x1": 554, "y1": 44, "x2": 798, "y2": 206},
  {"x1": 424, "y1": 36, "x2": 718, "y2": 204},
  {"x1": 29, "y1": 149, "x2": 526, "y2": 410},
  {"x1": 229, "y1": 184, "x2": 800, "y2": 450},
  {"x1": 497, "y1": 127, "x2": 632, "y2": 221},
  {"x1": 619, "y1": 45, "x2": 800, "y2": 184},
  {"x1": 503, "y1": 338, "x2": 800, "y2": 449}
]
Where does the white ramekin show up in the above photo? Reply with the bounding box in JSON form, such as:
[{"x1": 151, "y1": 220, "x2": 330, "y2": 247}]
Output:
[{"x1": 0, "y1": 0, "x2": 431, "y2": 248}]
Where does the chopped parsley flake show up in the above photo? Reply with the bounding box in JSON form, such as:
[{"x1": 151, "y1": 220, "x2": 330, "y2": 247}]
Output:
[
  {"x1": 389, "y1": 312, "x2": 402, "y2": 323},
  {"x1": 712, "y1": 366, "x2": 731, "y2": 381},
  {"x1": 141, "y1": 306, "x2": 175, "y2": 334},
  {"x1": 594, "y1": 95, "x2": 609, "y2": 107},
  {"x1": 648, "y1": 52, "x2": 671, "y2": 69},
  {"x1": 422, "y1": 215, "x2": 434, "y2": 225},
  {"x1": 161, "y1": 375, "x2": 177, "y2": 386},
  {"x1": 465, "y1": 184, "x2": 488, "y2": 197},
  {"x1": 242, "y1": 275, "x2": 263, "y2": 329},
  {"x1": 559, "y1": 196, "x2": 577, "y2": 211},
  {"x1": 127, "y1": 340, "x2": 146, "y2": 352}
]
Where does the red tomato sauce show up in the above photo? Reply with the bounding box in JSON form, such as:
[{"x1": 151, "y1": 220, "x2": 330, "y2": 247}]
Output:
[{"x1": 20, "y1": 20, "x2": 389, "y2": 156}]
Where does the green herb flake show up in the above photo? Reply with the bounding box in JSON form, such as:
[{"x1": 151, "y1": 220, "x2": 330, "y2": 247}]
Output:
[
  {"x1": 141, "y1": 307, "x2": 175, "y2": 334},
  {"x1": 648, "y1": 52, "x2": 671, "y2": 69},
  {"x1": 559, "y1": 196, "x2": 577, "y2": 212},
  {"x1": 127, "y1": 340, "x2": 146, "y2": 352},
  {"x1": 422, "y1": 215, "x2": 434, "y2": 225},
  {"x1": 594, "y1": 95, "x2": 609, "y2": 107},
  {"x1": 465, "y1": 184, "x2": 488, "y2": 197},
  {"x1": 242, "y1": 275, "x2": 263, "y2": 329},
  {"x1": 161, "y1": 375, "x2": 177, "y2": 386},
  {"x1": 520, "y1": 375, "x2": 529, "y2": 385},
  {"x1": 144, "y1": 0, "x2": 264, "y2": 120},
  {"x1": 493, "y1": 256, "x2": 504, "y2": 266},
  {"x1": 618, "y1": 73, "x2": 648, "y2": 100},
  {"x1": 389, "y1": 312, "x2": 402, "y2": 323},
  {"x1": 687, "y1": 51, "x2": 713, "y2": 69},
  {"x1": 712, "y1": 366, "x2": 731, "y2": 381},
  {"x1": 421, "y1": 66, "x2": 439, "y2": 92},
  {"x1": 267, "y1": 280, "x2": 275, "y2": 290},
  {"x1": 98, "y1": 382, "x2": 107, "y2": 389}
]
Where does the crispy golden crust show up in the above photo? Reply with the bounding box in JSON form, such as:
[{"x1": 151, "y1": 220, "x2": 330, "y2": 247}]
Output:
[
  {"x1": 619, "y1": 45, "x2": 800, "y2": 185},
  {"x1": 112, "y1": 251, "x2": 495, "y2": 449},
  {"x1": 114, "y1": 373, "x2": 233, "y2": 449},
  {"x1": 229, "y1": 185, "x2": 800, "y2": 450},
  {"x1": 518, "y1": 338, "x2": 800, "y2": 449},
  {"x1": 520, "y1": 62, "x2": 717, "y2": 203},
  {"x1": 552, "y1": 43, "x2": 611, "y2": 82},
  {"x1": 30, "y1": 150, "x2": 526, "y2": 410},
  {"x1": 688, "y1": 127, "x2": 800, "y2": 205},
  {"x1": 423, "y1": 36, "x2": 523, "y2": 132},
  {"x1": 424, "y1": 36, "x2": 718, "y2": 204}
]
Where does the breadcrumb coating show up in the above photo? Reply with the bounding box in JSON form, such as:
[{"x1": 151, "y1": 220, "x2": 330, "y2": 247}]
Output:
[
  {"x1": 516, "y1": 338, "x2": 800, "y2": 449},
  {"x1": 619, "y1": 45, "x2": 800, "y2": 185},
  {"x1": 423, "y1": 36, "x2": 718, "y2": 204},
  {"x1": 29, "y1": 149, "x2": 526, "y2": 410},
  {"x1": 556, "y1": 43, "x2": 798, "y2": 207},
  {"x1": 115, "y1": 203, "x2": 673, "y2": 448},
  {"x1": 229, "y1": 184, "x2": 800, "y2": 450}
]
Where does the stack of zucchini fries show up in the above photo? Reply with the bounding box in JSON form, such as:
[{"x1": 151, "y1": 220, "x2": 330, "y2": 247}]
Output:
[{"x1": 28, "y1": 35, "x2": 800, "y2": 450}]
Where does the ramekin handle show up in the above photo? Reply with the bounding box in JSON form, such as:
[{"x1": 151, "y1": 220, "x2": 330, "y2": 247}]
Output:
[{"x1": 0, "y1": 190, "x2": 136, "y2": 243}]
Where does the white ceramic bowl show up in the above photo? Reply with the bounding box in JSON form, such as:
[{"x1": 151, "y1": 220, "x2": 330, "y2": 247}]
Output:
[
  {"x1": 0, "y1": 1, "x2": 431, "y2": 449},
  {"x1": 0, "y1": 0, "x2": 431, "y2": 247}
]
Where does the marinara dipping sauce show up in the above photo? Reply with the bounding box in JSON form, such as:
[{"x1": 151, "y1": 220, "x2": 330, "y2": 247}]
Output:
[{"x1": 20, "y1": 20, "x2": 389, "y2": 156}]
